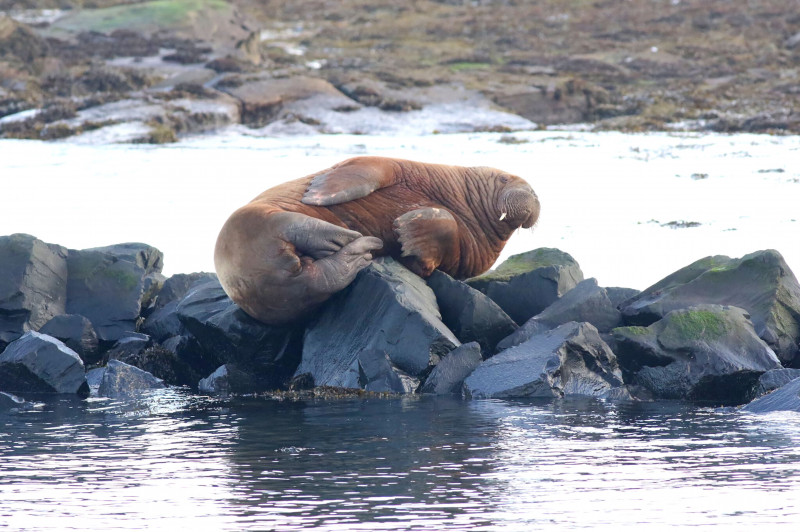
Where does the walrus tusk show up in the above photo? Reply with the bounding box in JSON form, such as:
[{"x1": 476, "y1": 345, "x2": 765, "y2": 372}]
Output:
[{"x1": 499, "y1": 212, "x2": 507, "y2": 221}]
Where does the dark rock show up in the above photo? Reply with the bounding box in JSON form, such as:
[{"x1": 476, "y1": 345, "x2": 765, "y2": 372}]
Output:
[
  {"x1": 741, "y1": 377, "x2": 800, "y2": 413},
  {"x1": 0, "y1": 234, "x2": 68, "y2": 348},
  {"x1": 65, "y1": 243, "x2": 164, "y2": 343},
  {"x1": 606, "y1": 287, "x2": 640, "y2": 308},
  {"x1": 39, "y1": 314, "x2": 100, "y2": 364},
  {"x1": 97, "y1": 359, "x2": 165, "y2": 398},
  {"x1": 176, "y1": 279, "x2": 302, "y2": 387},
  {"x1": 141, "y1": 273, "x2": 217, "y2": 341},
  {"x1": 749, "y1": 368, "x2": 800, "y2": 400},
  {"x1": 426, "y1": 270, "x2": 517, "y2": 356},
  {"x1": 467, "y1": 248, "x2": 584, "y2": 325},
  {"x1": 494, "y1": 318, "x2": 554, "y2": 353},
  {"x1": 613, "y1": 305, "x2": 782, "y2": 404},
  {"x1": 296, "y1": 258, "x2": 459, "y2": 392},
  {"x1": 463, "y1": 322, "x2": 626, "y2": 399},
  {"x1": 104, "y1": 334, "x2": 152, "y2": 363},
  {"x1": 153, "y1": 272, "x2": 217, "y2": 309},
  {"x1": 198, "y1": 364, "x2": 258, "y2": 395},
  {"x1": 419, "y1": 342, "x2": 483, "y2": 395},
  {"x1": 0, "y1": 331, "x2": 88, "y2": 397},
  {"x1": 112, "y1": 343, "x2": 199, "y2": 387},
  {"x1": 618, "y1": 250, "x2": 800, "y2": 365},
  {"x1": 531, "y1": 278, "x2": 624, "y2": 332}
]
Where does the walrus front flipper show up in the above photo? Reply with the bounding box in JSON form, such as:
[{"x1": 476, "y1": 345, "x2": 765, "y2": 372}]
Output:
[
  {"x1": 393, "y1": 207, "x2": 459, "y2": 277},
  {"x1": 302, "y1": 157, "x2": 397, "y2": 206}
]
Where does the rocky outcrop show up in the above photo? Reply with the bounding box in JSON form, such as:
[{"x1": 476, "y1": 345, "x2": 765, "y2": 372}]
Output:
[
  {"x1": 463, "y1": 322, "x2": 625, "y2": 399},
  {"x1": 0, "y1": 234, "x2": 68, "y2": 348},
  {"x1": 297, "y1": 258, "x2": 459, "y2": 393},
  {"x1": 0, "y1": 331, "x2": 88, "y2": 396},
  {"x1": 467, "y1": 248, "x2": 584, "y2": 325},
  {"x1": 65, "y1": 243, "x2": 165, "y2": 343},
  {"x1": 97, "y1": 359, "x2": 165, "y2": 398},
  {"x1": 618, "y1": 250, "x2": 800, "y2": 366},
  {"x1": 198, "y1": 364, "x2": 258, "y2": 395},
  {"x1": 426, "y1": 270, "x2": 517, "y2": 356},
  {"x1": 742, "y1": 377, "x2": 800, "y2": 414},
  {"x1": 749, "y1": 368, "x2": 800, "y2": 401},
  {"x1": 418, "y1": 342, "x2": 483, "y2": 395},
  {"x1": 176, "y1": 279, "x2": 302, "y2": 387},
  {"x1": 613, "y1": 305, "x2": 782, "y2": 403},
  {"x1": 39, "y1": 314, "x2": 100, "y2": 364}
]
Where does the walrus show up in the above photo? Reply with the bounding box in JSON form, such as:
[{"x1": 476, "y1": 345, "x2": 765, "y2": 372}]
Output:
[{"x1": 214, "y1": 156, "x2": 540, "y2": 325}]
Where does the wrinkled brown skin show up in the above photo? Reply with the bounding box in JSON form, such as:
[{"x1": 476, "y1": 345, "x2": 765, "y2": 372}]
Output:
[{"x1": 214, "y1": 156, "x2": 540, "y2": 325}]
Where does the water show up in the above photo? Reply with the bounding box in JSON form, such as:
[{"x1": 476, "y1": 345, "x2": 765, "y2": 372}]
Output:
[
  {"x1": 1, "y1": 130, "x2": 799, "y2": 289},
  {"x1": 3, "y1": 392, "x2": 800, "y2": 530}
]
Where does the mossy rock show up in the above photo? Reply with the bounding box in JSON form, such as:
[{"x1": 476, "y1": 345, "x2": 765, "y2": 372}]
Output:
[
  {"x1": 619, "y1": 249, "x2": 800, "y2": 366},
  {"x1": 613, "y1": 304, "x2": 781, "y2": 404},
  {"x1": 466, "y1": 248, "x2": 584, "y2": 325}
]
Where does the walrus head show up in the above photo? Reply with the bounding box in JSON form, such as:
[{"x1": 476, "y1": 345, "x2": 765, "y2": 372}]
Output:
[{"x1": 484, "y1": 171, "x2": 540, "y2": 234}]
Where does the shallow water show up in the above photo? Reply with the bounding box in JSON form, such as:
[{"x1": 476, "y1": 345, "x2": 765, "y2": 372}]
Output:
[{"x1": 3, "y1": 392, "x2": 800, "y2": 530}]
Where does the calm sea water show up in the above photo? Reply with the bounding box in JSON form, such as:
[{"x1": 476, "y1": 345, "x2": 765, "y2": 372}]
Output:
[{"x1": 2, "y1": 392, "x2": 800, "y2": 530}]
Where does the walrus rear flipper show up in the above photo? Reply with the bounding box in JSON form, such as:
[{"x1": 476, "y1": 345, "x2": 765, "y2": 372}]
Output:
[
  {"x1": 302, "y1": 157, "x2": 397, "y2": 206},
  {"x1": 393, "y1": 207, "x2": 459, "y2": 278}
]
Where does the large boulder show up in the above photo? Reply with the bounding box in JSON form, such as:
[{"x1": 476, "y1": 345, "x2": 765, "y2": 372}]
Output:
[
  {"x1": 496, "y1": 278, "x2": 626, "y2": 351},
  {"x1": 176, "y1": 279, "x2": 302, "y2": 387},
  {"x1": 749, "y1": 368, "x2": 800, "y2": 400},
  {"x1": 110, "y1": 343, "x2": 200, "y2": 387},
  {"x1": 97, "y1": 359, "x2": 165, "y2": 398},
  {"x1": 613, "y1": 305, "x2": 782, "y2": 403},
  {"x1": 463, "y1": 321, "x2": 625, "y2": 399},
  {"x1": 141, "y1": 273, "x2": 217, "y2": 342},
  {"x1": 0, "y1": 331, "x2": 88, "y2": 396},
  {"x1": 39, "y1": 314, "x2": 100, "y2": 364},
  {"x1": 418, "y1": 342, "x2": 483, "y2": 395},
  {"x1": 618, "y1": 250, "x2": 800, "y2": 366},
  {"x1": 741, "y1": 377, "x2": 800, "y2": 414},
  {"x1": 466, "y1": 248, "x2": 584, "y2": 325},
  {"x1": 426, "y1": 270, "x2": 517, "y2": 356},
  {"x1": 296, "y1": 258, "x2": 459, "y2": 393},
  {"x1": 65, "y1": 243, "x2": 164, "y2": 343},
  {"x1": 0, "y1": 234, "x2": 68, "y2": 348},
  {"x1": 198, "y1": 364, "x2": 258, "y2": 395}
]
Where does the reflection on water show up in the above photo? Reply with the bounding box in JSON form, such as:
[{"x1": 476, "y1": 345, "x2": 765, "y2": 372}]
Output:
[{"x1": 2, "y1": 393, "x2": 800, "y2": 530}]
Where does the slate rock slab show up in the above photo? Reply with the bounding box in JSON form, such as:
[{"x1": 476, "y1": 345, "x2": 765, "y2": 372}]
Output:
[
  {"x1": 419, "y1": 342, "x2": 483, "y2": 395},
  {"x1": 741, "y1": 377, "x2": 800, "y2": 413},
  {"x1": 97, "y1": 359, "x2": 165, "y2": 398},
  {"x1": 297, "y1": 258, "x2": 459, "y2": 392},
  {"x1": 198, "y1": 364, "x2": 258, "y2": 395},
  {"x1": 463, "y1": 321, "x2": 625, "y2": 399},
  {"x1": 142, "y1": 273, "x2": 218, "y2": 342},
  {"x1": 0, "y1": 331, "x2": 88, "y2": 396},
  {"x1": 749, "y1": 368, "x2": 800, "y2": 400},
  {"x1": 467, "y1": 248, "x2": 584, "y2": 325},
  {"x1": 176, "y1": 279, "x2": 302, "y2": 386},
  {"x1": 0, "y1": 234, "x2": 68, "y2": 347},
  {"x1": 427, "y1": 270, "x2": 517, "y2": 356},
  {"x1": 618, "y1": 250, "x2": 800, "y2": 365},
  {"x1": 496, "y1": 278, "x2": 626, "y2": 351},
  {"x1": 65, "y1": 243, "x2": 165, "y2": 343},
  {"x1": 613, "y1": 305, "x2": 782, "y2": 403},
  {"x1": 0, "y1": 391, "x2": 30, "y2": 412},
  {"x1": 39, "y1": 314, "x2": 100, "y2": 364}
]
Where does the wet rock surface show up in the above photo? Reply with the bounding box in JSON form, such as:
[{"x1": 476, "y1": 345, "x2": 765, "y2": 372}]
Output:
[
  {"x1": 2, "y1": 234, "x2": 800, "y2": 410},
  {"x1": 618, "y1": 250, "x2": 800, "y2": 366},
  {"x1": 297, "y1": 258, "x2": 459, "y2": 393},
  {"x1": 467, "y1": 248, "x2": 584, "y2": 325},
  {"x1": 3, "y1": 0, "x2": 800, "y2": 141},
  {"x1": 742, "y1": 377, "x2": 800, "y2": 414},
  {"x1": 613, "y1": 305, "x2": 782, "y2": 404},
  {"x1": 464, "y1": 322, "x2": 626, "y2": 399},
  {"x1": 0, "y1": 331, "x2": 88, "y2": 396}
]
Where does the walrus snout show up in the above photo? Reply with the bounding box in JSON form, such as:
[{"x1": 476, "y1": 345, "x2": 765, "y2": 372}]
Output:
[{"x1": 500, "y1": 186, "x2": 540, "y2": 229}]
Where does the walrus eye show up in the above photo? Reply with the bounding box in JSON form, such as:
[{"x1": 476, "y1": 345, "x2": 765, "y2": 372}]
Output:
[{"x1": 499, "y1": 175, "x2": 510, "y2": 184}]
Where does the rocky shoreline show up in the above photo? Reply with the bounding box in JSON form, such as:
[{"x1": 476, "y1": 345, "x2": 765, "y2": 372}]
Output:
[
  {"x1": 2, "y1": 0, "x2": 800, "y2": 142},
  {"x1": 2, "y1": 233, "x2": 800, "y2": 414}
]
